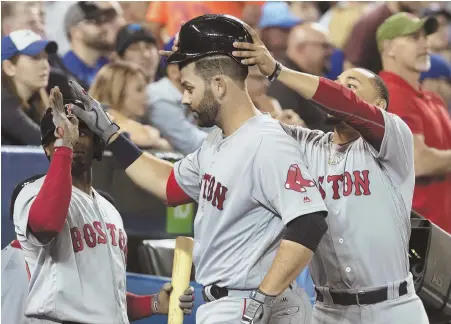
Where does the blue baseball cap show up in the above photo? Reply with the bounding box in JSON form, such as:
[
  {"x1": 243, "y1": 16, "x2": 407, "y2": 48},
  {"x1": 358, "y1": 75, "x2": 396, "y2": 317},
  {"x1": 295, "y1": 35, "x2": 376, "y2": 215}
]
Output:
[
  {"x1": 259, "y1": 2, "x2": 302, "y2": 29},
  {"x1": 420, "y1": 54, "x2": 451, "y2": 82},
  {"x1": 2, "y1": 30, "x2": 57, "y2": 62}
]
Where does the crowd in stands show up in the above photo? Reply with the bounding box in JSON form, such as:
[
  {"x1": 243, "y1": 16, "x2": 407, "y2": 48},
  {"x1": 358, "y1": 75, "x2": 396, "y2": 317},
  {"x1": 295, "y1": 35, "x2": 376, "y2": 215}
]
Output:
[{"x1": 1, "y1": 1, "x2": 451, "y2": 234}]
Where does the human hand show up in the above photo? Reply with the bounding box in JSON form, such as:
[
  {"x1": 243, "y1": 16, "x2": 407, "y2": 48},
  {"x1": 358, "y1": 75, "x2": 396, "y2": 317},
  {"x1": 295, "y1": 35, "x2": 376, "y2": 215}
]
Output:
[
  {"x1": 49, "y1": 86, "x2": 79, "y2": 148},
  {"x1": 232, "y1": 22, "x2": 277, "y2": 77},
  {"x1": 153, "y1": 282, "x2": 195, "y2": 315},
  {"x1": 68, "y1": 80, "x2": 119, "y2": 144}
]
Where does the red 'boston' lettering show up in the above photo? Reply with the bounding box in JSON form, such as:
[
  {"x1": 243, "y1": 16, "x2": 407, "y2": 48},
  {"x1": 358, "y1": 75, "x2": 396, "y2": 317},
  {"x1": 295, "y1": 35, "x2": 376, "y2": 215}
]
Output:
[
  {"x1": 354, "y1": 170, "x2": 371, "y2": 196},
  {"x1": 106, "y1": 223, "x2": 117, "y2": 246},
  {"x1": 343, "y1": 172, "x2": 353, "y2": 197},
  {"x1": 201, "y1": 173, "x2": 228, "y2": 211},
  {"x1": 207, "y1": 177, "x2": 216, "y2": 201},
  {"x1": 118, "y1": 229, "x2": 126, "y2": 250},
  {"x1": 93, "y1": 221, "x2": 107, "y2": 244},
  {"x1": 212, "y1": 182, "x2": 228, "y2": 210},
  {"x1": 83, "y1": 224, "x2": 97, "y2": 248},
  {"x1": 327, "y1": 174, "x2": 344, "y2": 200},
  {"x1": 317, "y1": 176, "x2": 326, "y2": 200},
  {"x1": 317, "y1": 170, "x2": 371, "y2": 200},
  {"x1": 70, "y1": 227, "x2": 84, "y2": 252},
  {"x1": 202, "y1": 174, "x2": 211, "y2": 199}
]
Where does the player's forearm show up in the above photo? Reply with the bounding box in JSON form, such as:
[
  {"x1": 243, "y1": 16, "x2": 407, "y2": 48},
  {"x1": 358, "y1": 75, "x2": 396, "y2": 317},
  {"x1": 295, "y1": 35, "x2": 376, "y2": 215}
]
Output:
[
  {"x1": 28, "y1": 147, "x2": 72, "y2": 236},
  {"x1": 414, "y1": 146, "x2": 451, "y2": 177},
  {"x1": 277, "y1": 67, "x2": 320, "y2": 100},
  {"x1": 258, "y1": 239, "x2": 313, "y2": 296},
  {"x1": 125, "y1": 152, "x2": 174, "y2": 201},
  {"x1": 126, "y1": 292, "x2": 154, "y2": 321},
  {"x1": 278, "y1": 70, "x2": 385, "y2": 149},
  {"x1": 107, "y1": 133, "x2": 173, "y2": 201}
]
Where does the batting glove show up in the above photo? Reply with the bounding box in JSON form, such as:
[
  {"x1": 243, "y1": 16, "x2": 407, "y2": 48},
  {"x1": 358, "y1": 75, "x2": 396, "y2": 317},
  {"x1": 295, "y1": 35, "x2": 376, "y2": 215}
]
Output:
[
  {"x1": 241, "y1": 289, "x2": 275, "y2": 324},
  {"x1": 68, "y1": 80, "x2": 119, "y2": 144}
]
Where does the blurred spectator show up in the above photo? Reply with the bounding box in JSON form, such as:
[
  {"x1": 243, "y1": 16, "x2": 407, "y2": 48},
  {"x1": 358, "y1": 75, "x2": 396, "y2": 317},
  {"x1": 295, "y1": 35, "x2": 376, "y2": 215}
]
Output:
[
  {"x1": 46, "y1": 1, "x2": 125, "y2": 58},
  {"x1": 1, "y1": 30, "x2": 55, "y2": 145},
  {"x1": 62, "y1": 2, "x2": 119, "y2": 88},
  {"x1": 1, "y1": 1, "x2": 45, "y2": 38},
  {"x1": 259, "y1": 1, "x2": 302, "y2": 61},
  {"x1": 378, "y1": 13, "x2": 451, "y2": 234},
  {"x1": 247, "y1": 65, "x2": 304, "y2": 126},
  {"x1": 119, "y1": 1, "x2": 150, "y2": 25},
  {"x1": 89, "y1": 61, "x2": 171, "y2": 150},
  {"x1": 146, "y1": 38, "x2": 207, "y2": 155},
  {"x1": 115, "y1": 24, "x2": 159, "y2": 82},
  {"x1": 344, "y1": 2, "x2": 428, "y2": 74},
  {"x1": 267, "y1": 23, "x2": 333, "y2": 132},
  {"x1": 146, "y1": 1, "x2": 263, "y2": 43},
  {"x1": 1, "y1": 1, "x2": 75, "y2": 99},
  {"x1": 44, "y1": 1, "x2": 75, "y2": 56},
  {"x1": 421, "y1": 54, "x2": 451, "y2": 115},
  {"x1": 319, "y1": 2, "x2": 374, "y2": 50},
  {"x1": 426, "y1": 8, "x2": 451, "y2": 62},
  {"x1": 289, "y1": 2, "x2": 320, "y2": 23},
  {"x1": 96, "y1": 1, "x2": 126, "y2": 59}
]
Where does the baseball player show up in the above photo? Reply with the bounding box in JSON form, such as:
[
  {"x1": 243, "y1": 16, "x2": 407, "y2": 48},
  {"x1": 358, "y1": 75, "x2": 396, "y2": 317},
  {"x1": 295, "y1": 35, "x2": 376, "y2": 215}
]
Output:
[
  {"x1": 2, "y1": 240, "x2": 29, "y2": 324},
  {"x1": 69, "y1": 14, "x2": 329, "y2": 324},
  {"x1": 12, "y1": 86, "x2": 194, "y2": 323},
  {"x1": 232, "y1": 23, "x2": 429, "y2": 323}
]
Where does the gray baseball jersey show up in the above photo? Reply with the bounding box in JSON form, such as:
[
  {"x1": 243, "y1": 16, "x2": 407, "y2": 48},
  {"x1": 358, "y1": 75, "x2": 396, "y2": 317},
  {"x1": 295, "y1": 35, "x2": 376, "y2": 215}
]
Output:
[
  {"x1": 282, "y1": 109, "x2": 414, "y2": 289},
  {"x1": 173, "y1": 113, "x2": 328, "y2": 289},
  {"x1": 13, "y1": 177, "x2": 129, "y2": 324},
  {"x1": 2, "y1": 243, "x2": 29, "y2": 324}
]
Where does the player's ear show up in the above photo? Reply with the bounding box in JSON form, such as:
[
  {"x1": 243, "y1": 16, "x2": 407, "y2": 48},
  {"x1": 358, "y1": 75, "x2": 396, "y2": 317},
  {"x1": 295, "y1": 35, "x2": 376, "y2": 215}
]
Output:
[
  {"x1": 375, "y1": 99, "x2": 387, "y2": 111},
  {"x1": 211, "y1": 75, "x2": 227, "y2": 100}
]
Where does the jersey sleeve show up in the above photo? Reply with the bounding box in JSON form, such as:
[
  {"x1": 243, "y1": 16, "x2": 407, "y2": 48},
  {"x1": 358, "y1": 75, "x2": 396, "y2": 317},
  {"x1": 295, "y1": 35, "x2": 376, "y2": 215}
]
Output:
[
  {"x1": 13, "y1": 183, "x2": 48, "y2": 247},
  {"x1": 172, "y1": 147, "x2": 202, "y2": 203},
  {"x1": 367, "y1": 110, "x2": 414, "y2": 186},
  {"x1": 252, "y1": 136, "x2": 328, "y2": 225}
]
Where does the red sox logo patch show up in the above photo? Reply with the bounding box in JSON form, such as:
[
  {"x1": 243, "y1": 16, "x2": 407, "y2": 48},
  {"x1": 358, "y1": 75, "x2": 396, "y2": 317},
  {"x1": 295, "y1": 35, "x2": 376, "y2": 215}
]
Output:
[{"x1": 285, "y1": 164, "x2": 316, "y2": 193}]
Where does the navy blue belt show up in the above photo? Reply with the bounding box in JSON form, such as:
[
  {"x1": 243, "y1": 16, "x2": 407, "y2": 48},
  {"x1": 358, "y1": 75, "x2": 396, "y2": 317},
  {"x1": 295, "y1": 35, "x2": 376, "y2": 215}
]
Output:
[{"x1": 315, "y1": 280, "x2": 408, "y2": 306}]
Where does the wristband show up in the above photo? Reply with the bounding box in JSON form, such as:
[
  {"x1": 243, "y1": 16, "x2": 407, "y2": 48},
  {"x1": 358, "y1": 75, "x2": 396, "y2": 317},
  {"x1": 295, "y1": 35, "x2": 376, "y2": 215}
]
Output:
[
  {"x1": 267, "y1": 62, "x2": 282, "y2": 82},
  {"x1": 107, "y1": 133, "x2": 143, "y2": 169}
]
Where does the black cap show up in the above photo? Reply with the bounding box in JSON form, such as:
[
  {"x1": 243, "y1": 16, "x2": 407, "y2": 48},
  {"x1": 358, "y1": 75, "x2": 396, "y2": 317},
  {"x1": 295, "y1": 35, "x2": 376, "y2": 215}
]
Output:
[
  {"x1": 40, "y1": 103, "x2": 104, "y2": 160},
  {"x1": 115, "y1": 24, "x2": 157, "y2": 56},
  {"x1": 40, "y1": 102, "x2": 88, "y2": 146},
  {"x1": 64, "y1": 2, "x2": 117, "y2": 35},
  {"x1": 167, "y1": 14, "x2": 253, "y2": 66}
]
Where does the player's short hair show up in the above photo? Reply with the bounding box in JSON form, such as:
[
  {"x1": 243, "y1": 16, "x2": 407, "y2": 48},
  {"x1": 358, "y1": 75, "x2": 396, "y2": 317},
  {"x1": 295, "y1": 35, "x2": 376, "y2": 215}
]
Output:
[
  {"x1": 362, "y1": 68, "x2": 390, "y2": 111},
  {"x1": 182, "y1": 54, "x2": 249, "y2": 87}
]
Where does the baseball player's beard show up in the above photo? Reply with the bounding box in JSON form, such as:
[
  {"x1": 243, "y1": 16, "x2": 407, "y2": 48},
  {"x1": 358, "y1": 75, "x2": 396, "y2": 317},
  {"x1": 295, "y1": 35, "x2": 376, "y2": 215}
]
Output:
[
  {"x1": 71, "y1": 154, "x2": 93, "y2": 178},
  {"x1": 194, "y1": 88, "x2": 220, "y2": 128}
]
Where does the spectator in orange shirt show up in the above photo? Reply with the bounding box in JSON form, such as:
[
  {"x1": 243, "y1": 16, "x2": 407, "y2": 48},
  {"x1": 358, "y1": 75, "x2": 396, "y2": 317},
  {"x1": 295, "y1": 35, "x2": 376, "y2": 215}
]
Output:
[
  {"x1": 146, "y1": 1, "x2": 262, "y2": 43},
  {"x1": 378, "y1": 13, "x2": 451, "y2": 233}
]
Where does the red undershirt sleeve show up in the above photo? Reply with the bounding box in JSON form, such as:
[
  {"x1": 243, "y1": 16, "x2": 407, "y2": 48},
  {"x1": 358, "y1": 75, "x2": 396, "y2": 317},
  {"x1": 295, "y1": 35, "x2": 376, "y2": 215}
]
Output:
[
  {"x1": 312, "y1": 77, "x2": 386, "y2": 150},
  {"x1": 126, "y1": 292, "x2": 153, "y2": 321},
  {"x1": 28, "y1": 147, "x2": 73, "y2": 237},
  {"x1": 165, "y1": 169, "x2": 194, "y2": 207}
]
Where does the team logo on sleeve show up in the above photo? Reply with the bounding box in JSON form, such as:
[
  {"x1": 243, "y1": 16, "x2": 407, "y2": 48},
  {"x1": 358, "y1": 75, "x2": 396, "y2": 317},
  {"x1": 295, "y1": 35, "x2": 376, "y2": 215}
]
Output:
[{"x1": 285, "y1": 164, "x2": 316, "y2": 193}]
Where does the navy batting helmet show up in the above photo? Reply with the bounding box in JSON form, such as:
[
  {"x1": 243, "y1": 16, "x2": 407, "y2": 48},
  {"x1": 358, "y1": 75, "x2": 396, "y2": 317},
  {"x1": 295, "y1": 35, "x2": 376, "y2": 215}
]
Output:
[
  {"x1": 40, "y1": 101, "x2": 104, "y2": 161},
  {"x1": 166, "y1": 14, "x2": 254, "y2": 66}
]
